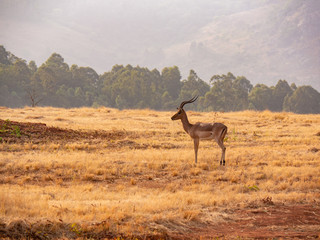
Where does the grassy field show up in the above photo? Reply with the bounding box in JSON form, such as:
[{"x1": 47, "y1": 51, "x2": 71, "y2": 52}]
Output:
[{"x1": 0, "y1": 106, "x2": 319, "y2": 239}]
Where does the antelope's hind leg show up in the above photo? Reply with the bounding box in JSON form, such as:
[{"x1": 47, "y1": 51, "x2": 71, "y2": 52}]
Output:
[
  {"x1": 218, "y1": 141, "x2": 226, "y2": 166},
  {"x1": 218, "y1": 128, "x2": 227, "y2": 166}
]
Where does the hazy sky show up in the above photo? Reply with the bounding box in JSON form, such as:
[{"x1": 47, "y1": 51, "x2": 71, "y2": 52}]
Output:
[
  {"x1": 1, "y1": 0, "x2": 221, "y2": 71},
  {"x1": 1, "y1": 0, "x2": 319, "y2": 89}
]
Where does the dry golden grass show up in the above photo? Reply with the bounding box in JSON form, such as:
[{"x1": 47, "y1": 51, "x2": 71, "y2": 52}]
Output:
[{"x1": 0, "y1": 106, "x2": 320, "y2": 237}]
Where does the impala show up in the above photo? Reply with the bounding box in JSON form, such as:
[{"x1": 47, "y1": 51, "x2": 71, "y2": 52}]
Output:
[{"x1": 171, "y1": 96, "x2": 228, "y2": 165}]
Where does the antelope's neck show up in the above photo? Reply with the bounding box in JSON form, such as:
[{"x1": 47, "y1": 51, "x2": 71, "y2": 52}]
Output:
[{"x1": 181, "y1": 113, "x2": 192, "y2": 134}]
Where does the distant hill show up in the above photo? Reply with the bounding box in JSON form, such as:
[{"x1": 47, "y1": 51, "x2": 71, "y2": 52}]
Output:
[
  {"x1": 1, "y1": 0, "x2": 319, "y2": 89},
  {"x1": 176, "y1": 0, "x2": 320, "y2": 89}
]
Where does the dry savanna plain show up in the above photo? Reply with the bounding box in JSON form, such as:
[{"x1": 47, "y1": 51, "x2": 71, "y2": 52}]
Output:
[{"x1": 0, "y1": 106, "x2": 320, "y2": 239}]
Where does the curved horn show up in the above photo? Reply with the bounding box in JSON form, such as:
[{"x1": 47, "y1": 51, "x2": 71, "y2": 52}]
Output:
[{"x1": 179, "y1": 96, "x2": 198, "y2": 109}]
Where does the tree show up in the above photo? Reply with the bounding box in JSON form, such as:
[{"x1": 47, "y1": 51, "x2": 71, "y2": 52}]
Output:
[
  {"x1": 270, "y1": 80, "x2": 293, "y2": 111},
  {"x1": 36, "y1": 66, "x2": 56, "y2": 94},
  {"x1": 290, "y1": 83, "x2": 297, "y2": 91},
  {"x1": 161, "y1": 66, "x2": 181, "y2": 100},
  {"x1": 13, "y1": 59, "x2": 31, "y2": 86},
  {"x1": 100, "y1": 64, "x2": 164, "y2": 109},
  {"x1": 0, "y1": 58, "x2": 31, "y2": 107},
  {"x1": 28, "y1": 61, "x2": 37, "y2": 75},
  {"x1": 204, "y1": 72, "x2": 252, "y2": 111},
  {"x1": 0, "y1": 85, "x2": 10, "y2": 106},
  {"x1": 161, "y1": 91, "x2": 175, "y2": 110},
  {"x1": 0, "y1": 45, "x2": 10, "y2": 65},
  {"x1": 210, "y1": 72, "x2": 236, "y2": 84},
  {"x1": 115, "y1": 94, "x2": 127, "y2": 110},
  {"x1": 179, "y1": 70, "x2": 210, "y2": 110},
  {"x1": 44, "y1": 53, "x2": 71, "y2": 86},
  {"x1": 35, "y1": 53, "x2": 72, "y2": 106},
  {"x1": 232, "y1": 76, "x2": 253, "y2": 111},
  {"x1": 25, "y1": 61, "x2": 43, "y2": 107},
  {"x1": 283, "y1": 86, "x2": 320, "y2": 114},
  {"x1": 248, "y1": 84, "x2": 273, "y2": 110},
  {"x1": 26, "y1": 69, "x2": 44, "y2": 107},
  {"x1": 70, "y1": 65, "x2": 100, "y2": 89},
  {"x1": 74, "y1": 87, "x2": 86, "y2": 107},
  {"x1": 27, "y1": 88, "x2": 43, "y2": 107},
  {"x1": 70, "y1": 65, "x2": 101, "y2": 106},
  {"x1": 204, "y1": 72, "x2": 235, "y2": 111},
  {"x1": 99, "y1": 65, "x2": 125, "y2": 107}
]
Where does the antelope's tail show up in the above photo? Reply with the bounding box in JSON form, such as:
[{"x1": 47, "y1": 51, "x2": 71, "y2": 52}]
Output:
[{"x1": 221, "y1": 126, "x2": 228, "y2": 141}]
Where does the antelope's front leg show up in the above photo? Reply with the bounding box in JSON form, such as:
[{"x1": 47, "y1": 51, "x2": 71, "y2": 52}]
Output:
[{"x1": 193, "y1": 138, "x2": 199, "y2": 164}]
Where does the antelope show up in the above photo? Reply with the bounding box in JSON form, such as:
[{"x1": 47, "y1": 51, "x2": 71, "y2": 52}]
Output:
[{"x1": 171, "y1": 96, "x2": 228, "y2": 165}]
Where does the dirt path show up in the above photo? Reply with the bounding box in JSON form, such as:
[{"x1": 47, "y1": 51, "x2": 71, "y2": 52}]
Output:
[{"x1": 185, "y1": 204, "x2": 320, "y2": 239}]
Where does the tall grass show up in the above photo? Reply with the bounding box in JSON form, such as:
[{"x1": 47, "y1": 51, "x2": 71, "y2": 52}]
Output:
[{"x1": 0, "y1": 107, "x2": 319, "y2": 234}]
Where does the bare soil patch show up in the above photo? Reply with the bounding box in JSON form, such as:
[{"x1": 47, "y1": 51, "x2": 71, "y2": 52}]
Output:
[
  {"x1": 0, "y1": 119, "x2": 127, "y2": 144},
  {"x1": 186, "y1": 204, "x2": 320, "y2": 239},
  {"x1": 0, "y1": 119, "x2": 179, "y2": 150}
]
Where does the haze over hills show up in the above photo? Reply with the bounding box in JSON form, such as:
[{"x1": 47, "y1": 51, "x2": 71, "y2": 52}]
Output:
[{"x1": 1, "y1": 0, "x2": 319, "y2": 90}]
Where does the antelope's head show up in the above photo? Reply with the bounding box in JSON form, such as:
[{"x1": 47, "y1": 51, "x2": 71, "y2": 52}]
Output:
[{"x1": 171, "y1": 96, "x2": 198, "y2": 121}]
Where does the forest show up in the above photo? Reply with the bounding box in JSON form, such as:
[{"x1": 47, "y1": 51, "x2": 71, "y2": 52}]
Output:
[{"x1": 1, "y1": 45, "x2": 320, "y2": 113}]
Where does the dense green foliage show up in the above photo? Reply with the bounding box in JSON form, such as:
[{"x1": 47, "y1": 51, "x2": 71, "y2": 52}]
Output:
[{"x1": 1, "y1": 46, "x2": 319, "y2": 113}]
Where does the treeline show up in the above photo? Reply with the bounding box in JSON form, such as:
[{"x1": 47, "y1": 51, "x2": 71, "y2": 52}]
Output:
[{"x1": 1, "y1": 45, "x2": 320, "y2": 113}]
